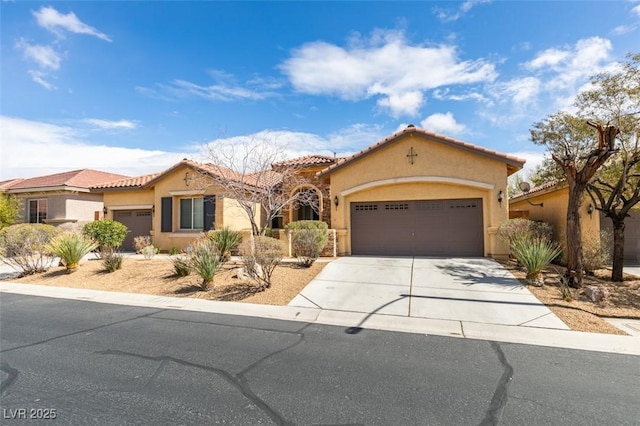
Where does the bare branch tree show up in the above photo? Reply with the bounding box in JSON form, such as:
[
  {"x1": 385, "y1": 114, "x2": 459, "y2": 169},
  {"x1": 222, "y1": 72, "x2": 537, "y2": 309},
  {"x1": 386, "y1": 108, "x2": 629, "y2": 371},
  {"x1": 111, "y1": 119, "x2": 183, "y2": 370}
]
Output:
[{"x1": 202, "y1": 135, "x2": 322, "y2": 235}]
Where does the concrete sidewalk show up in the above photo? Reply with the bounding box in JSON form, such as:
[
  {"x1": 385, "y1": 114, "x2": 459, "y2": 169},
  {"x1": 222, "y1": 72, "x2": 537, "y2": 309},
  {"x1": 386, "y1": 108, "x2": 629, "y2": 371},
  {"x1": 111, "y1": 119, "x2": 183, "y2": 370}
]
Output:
[
  {"x1": 289, "y1": 257, "x2": 568, "y2": 330},
  {"x1": 1, "y1": 281, "x2": 639, "y2": 356}
]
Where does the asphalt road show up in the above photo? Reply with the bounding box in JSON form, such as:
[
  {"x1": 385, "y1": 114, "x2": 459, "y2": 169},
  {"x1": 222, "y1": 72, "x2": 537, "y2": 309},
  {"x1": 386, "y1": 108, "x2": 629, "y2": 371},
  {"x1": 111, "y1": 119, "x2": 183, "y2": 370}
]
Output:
[{"x1": 1, "y1": 294, "x2": 638, "y2": 425}]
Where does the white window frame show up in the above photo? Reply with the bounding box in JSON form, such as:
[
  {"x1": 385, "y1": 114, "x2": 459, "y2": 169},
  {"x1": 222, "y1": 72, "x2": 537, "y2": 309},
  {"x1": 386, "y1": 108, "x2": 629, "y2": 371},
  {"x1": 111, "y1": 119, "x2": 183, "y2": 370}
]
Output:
[
  {"x1": 179, "y1": 197, "x2": 204, "y2": 230},
  {"x1": 28, "y1": 199, "x2": 47, "y2": 224}
]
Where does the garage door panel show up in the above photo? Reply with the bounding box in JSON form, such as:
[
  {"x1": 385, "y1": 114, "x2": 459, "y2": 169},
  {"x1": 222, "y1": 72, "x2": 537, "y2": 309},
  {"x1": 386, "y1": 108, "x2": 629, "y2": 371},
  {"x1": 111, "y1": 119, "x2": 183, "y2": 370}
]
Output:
[
  {"x1": 114, "y1": 210, "x2": 153, "y2": 251},
  {"x1": 351, "y1": 198, "x2": 483, "y2": 257}
]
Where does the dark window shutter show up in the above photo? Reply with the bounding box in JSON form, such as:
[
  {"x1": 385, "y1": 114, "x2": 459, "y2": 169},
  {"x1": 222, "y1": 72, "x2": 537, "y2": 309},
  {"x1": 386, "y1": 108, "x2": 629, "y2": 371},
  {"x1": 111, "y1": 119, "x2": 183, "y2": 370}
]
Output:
[
  {"x1": 161, "y1": 197, "x2": 172, "y2": 232},
  {"x1": 203, "y1": 195, "x2": 216, "y2": 231}
]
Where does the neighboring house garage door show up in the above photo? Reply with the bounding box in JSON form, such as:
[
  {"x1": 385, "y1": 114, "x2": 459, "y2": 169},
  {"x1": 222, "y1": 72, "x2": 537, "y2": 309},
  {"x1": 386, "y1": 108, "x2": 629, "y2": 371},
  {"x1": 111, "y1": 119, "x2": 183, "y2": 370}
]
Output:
[
  {"x1": 114, "y1": 210, "x2": 153, "y2": 251},
  {"x1": 351, "y1": 198, "x2": 483, "y2": 256},
  {"x1": 601, "y1": 210, "x2": 640, "y2": 262}
]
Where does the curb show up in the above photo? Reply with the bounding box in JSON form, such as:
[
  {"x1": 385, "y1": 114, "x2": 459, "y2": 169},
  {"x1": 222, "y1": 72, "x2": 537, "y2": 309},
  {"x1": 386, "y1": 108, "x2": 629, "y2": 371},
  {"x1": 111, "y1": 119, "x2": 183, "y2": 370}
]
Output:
[{"x1": 1, "y1": 282, "x2": 639, "y2": 356}]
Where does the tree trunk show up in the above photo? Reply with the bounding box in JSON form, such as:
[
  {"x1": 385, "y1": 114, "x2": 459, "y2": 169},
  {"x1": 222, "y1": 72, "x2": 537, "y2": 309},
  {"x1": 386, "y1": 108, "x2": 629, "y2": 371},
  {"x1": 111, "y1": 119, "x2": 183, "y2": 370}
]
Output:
[
  {"x1": 611, "y1": 220, "x2": 625, "y2": 282},
  {"x1": 566, "y1": 181, "x2": 585, "y2": 288}
]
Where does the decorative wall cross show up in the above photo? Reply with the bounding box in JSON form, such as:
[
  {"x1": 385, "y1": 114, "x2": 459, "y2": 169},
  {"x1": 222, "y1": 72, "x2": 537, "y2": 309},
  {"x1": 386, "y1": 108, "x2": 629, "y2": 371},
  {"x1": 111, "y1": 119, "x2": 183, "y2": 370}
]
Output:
[
  {"x1": 184, "y1": 171, "x2": 191, "y2": 186},
  {"x1": 407, "y1": 146, "x2": 418, "y2": 165}
]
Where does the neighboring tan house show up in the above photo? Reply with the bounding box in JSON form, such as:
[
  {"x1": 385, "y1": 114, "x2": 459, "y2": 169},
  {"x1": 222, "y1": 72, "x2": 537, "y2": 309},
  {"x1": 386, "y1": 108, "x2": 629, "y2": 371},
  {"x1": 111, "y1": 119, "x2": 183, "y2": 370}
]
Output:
[
  {"x1": 318, "y1": 125, "x2": 524, "y2": 257},
  {"x1": 3, "y1": 169, "x2": 129, "y2": 229},
  {"x1": 91, "y1": 159, "x2": 259, "y2": 251},
  {"x1": 509, "y1": 181, "x2": 640, "y2": 262}
]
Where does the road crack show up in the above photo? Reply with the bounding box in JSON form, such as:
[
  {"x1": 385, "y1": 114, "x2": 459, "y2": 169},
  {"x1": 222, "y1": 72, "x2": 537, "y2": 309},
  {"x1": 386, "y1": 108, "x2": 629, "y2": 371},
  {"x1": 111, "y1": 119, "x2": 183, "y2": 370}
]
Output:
[
  {"x1": 0, "y1": 362, "x2": 19, "y2": 396},
  {"x1": 97, "y1": 322, "x2": 312, "y2": 426},
  {"x1": 479, "y1": 341, "x2": 514, "y2": 426}
]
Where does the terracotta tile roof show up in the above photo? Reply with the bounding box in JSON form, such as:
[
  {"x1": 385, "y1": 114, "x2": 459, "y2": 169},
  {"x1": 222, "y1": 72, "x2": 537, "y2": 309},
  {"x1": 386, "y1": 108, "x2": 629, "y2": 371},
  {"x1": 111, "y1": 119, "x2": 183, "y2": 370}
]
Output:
[
  {"x1": 509, "y1": 179, "x2": 564, "y2": 201},
  {"x1": 272, "y1": 154, "x2": 338, "y2": 169},
  {"x1": 7, "y1": 169, "x2": 130, "y2": 192},
  {"x1": 317, "y1": 125, "x2": 526, "y2": 178},
  {"x1": 0, "y1": 178, "x2": 24, "y2": 191},
  {"x1": 91, "y1": 173, "x2": 161, "y2": 190},
  {"x1": 141, "y1": 158, "x2": 252, "y2": 189}
]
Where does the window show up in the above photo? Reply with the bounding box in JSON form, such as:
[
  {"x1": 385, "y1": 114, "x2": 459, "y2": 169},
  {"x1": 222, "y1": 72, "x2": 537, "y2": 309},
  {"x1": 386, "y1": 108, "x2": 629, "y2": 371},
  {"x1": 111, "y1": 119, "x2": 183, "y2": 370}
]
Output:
[
  {"x1": 29, "y1": 199, "x2": 47, "y2": 223},
  {"x1": 294, "y1": 187, "x2": 320, "y2": 221},
  {"x1": 179, "y1": 197, "x2": 204, "y2": 230}
]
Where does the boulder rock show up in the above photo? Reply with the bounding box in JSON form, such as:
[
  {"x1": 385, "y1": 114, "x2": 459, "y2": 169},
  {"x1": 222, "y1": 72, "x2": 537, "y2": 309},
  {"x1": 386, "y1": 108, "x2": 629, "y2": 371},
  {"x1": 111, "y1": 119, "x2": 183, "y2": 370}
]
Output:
[{"x1": 584, "y1": 285, "x2": 610, "y2": 302}]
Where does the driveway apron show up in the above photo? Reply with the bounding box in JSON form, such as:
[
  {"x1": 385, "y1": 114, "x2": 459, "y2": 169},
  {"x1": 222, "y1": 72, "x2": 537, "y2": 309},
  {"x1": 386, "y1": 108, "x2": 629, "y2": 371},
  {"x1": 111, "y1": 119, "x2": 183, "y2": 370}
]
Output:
[{"x1": 289, "y1": 257, "x2": 568, "y2": 330}]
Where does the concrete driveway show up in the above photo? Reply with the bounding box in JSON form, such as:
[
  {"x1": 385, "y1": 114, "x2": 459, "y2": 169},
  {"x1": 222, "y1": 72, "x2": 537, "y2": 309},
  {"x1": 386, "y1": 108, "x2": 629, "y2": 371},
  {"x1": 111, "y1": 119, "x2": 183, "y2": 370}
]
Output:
[{"x1": 289, "y1": 257, "x2": 569, "y2": 330}]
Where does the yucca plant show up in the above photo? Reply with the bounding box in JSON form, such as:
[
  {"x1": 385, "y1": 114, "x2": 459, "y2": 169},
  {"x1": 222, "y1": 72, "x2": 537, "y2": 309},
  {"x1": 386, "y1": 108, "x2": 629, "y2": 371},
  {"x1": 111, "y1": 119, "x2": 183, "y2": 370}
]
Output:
[
  {"x1": 172, "y1": 255, "x2": 191, "y2": 277},
  {"x1": 510, "y1": 237, "x2": 562, "y2": 286},
  {"x1": 46, "y1": 233, "x2": 98, "y2": 273},
  {"x1": 206, "y1": 227, "x2": 242, "y2": 263},
  {"x1": 190, "y1": 239, "x2": 221, "y2": 290}
]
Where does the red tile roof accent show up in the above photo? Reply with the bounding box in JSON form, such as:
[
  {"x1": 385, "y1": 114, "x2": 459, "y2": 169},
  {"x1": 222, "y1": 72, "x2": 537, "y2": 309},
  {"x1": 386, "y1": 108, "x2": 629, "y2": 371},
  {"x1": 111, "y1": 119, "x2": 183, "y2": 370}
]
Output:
[
  {"x1": 141, "y1": 158, "x2": 258, "y2": 189},
  {"x1": 90, "y1": 173, "x2": 161, "y2": 190},
  {"x1": 272, "y1": 154, "x2": 338, "y2": 169},
  {"x1": 509, "y1": 179, "x2": 564, "y2": 201},
  {"x1": 0, "y1": 178, "x2": 25, "y2": 190},
  {"x1": 7, "y1": 169, "x2": 130, "y2": 191},
  {"x1": 317, "y1": 125, "x2": 526, "y2": 177}
]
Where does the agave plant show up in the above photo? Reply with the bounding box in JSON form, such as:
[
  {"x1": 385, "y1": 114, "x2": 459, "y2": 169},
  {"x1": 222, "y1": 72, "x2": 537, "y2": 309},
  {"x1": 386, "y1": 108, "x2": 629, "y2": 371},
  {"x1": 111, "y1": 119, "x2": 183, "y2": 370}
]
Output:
[
  {"x1": 510, "y1": 237, "x2": 562, "y2": 286},
  {"x1": 207, "y1": 227, "x2": 242, "y2": 263},
  {"x1": 46, "y1": 233, "x2": 98, "y2": 273},
  {"x1": 190, "y1": 239, "x2": 221, "y2": 290}
]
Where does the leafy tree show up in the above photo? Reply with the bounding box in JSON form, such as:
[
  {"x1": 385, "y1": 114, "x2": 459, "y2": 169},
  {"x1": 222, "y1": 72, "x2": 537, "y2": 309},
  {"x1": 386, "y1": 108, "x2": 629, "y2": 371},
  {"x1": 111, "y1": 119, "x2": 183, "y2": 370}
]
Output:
[
  {"x1": 580, "y1": 53, "x2": 640, "y2": 281},
  {"x1": 531, "y1": 113, "x2": 617, "y2": 288},
  {"x1": 0, "y1": 193, "x2": 20, "y2": 229}
]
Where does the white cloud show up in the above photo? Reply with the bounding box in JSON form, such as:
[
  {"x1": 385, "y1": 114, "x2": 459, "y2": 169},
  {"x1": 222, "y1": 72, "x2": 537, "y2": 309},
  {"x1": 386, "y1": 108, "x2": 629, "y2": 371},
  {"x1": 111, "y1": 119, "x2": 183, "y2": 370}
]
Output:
[
  {"x1": 525, "y1": 48, "x2": 570, "y2": 70},
  {"x1": 15, "y1": 40, "x2": 61, "y2": 70},
  {"x1": 420, "y1": 112, "x2": 467, "y2": 135},
  {"x1": 33, "y1": 6, "x2": 111, "y2": 42},
  {"x1": 495, "y1": 77, "x2": 541, "y2": 105},
  {"x1": 632, "y1": 4, "x2": 640, "y2": 17},
  {"x1": 28, "y1": 70, "x2": 55, "y2": 90},
  {"x1": 0, "y1": 116, "x2": 185, "y2": 179},
  {"x1": 434, "y1": 0, "x2": 492, "y2": 23},
  {"x1": 505, "y1": 150, "x2": 546, "y2": 181},
  {"x1": 83, "y1": 118, "x2": 138, "y2": 130},
  {"x1": 137, "y1": 72, "x2": 276, "y2": 102},
  {"x1": 611, "y1": 24, "x2": 637, "y2": 35},
  {"x1": 280, "y1": 30, "x2": 497, "y2": 117}
]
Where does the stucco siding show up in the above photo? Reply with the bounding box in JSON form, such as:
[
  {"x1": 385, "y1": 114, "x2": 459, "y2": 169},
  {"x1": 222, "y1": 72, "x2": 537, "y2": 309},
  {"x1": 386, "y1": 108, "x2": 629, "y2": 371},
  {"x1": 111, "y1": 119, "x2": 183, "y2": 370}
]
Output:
[{"x1": 328, "y1": 133, "x2": 511, "y2": 257}]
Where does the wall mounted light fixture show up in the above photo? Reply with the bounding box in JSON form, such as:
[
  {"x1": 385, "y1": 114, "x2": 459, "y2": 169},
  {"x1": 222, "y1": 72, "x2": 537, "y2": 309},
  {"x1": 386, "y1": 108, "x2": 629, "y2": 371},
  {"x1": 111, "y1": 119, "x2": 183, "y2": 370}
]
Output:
[
  {"x1": 587, "y1": 203, "x2": 594, "y2": 216},
  {"x1": 333, "y1": 196, "x2": 339, "y2": 209},
  {"x1": 103, "y1": 207, "x2": 108, "y2": 215},
  {"x1": 497, "y1": 190, "x2": 504, "y2": 204}
]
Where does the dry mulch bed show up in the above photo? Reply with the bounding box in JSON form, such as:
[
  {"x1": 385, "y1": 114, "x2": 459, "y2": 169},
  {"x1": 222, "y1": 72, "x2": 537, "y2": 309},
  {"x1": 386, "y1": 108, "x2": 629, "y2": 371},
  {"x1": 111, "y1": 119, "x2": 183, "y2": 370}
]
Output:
[
  {"x1": 4, "y1": 256, "x2": 325, "y2": 306},
  {"x1": 497, "y1": 258, "x2": 640, "y2": 335}
]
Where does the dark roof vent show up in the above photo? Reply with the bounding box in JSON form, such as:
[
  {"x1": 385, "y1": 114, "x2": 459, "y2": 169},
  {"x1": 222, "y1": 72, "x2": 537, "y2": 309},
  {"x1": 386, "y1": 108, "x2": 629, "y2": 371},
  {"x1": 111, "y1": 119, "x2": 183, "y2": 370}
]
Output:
[{"x1": 406, "y1": 124, "x2": 415, "y2": 128}]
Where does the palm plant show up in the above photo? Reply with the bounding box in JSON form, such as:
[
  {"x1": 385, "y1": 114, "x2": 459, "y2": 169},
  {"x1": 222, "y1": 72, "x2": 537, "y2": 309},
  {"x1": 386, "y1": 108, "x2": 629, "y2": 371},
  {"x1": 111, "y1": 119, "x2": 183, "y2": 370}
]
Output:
[
  {"x1": 46, "y1": 233, "x2": 98, "y2": 273},
  {"x1": 510, "y1": 237, "x2": 562, "y2": 286}
]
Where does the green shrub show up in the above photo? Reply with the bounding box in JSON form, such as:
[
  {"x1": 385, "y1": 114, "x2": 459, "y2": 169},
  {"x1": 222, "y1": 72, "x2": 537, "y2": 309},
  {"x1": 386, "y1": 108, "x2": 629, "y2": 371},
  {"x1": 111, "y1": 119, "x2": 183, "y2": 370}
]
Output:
[
  {"x1": 206, "y1": 227, "x2": 242, "y2": 262},
  {"x1": 141, "y1": 245, "x2": 159, "y2": 260},
  {"x1": 497, "y1": 218, "x2": 553, "y2": 247},
  {"x1": 83, "y1": 220, "x2": 128, "y2": 256},
  {"x1": 46, "y1": 233, "x2": 98, "y2": 272},
  {"x1": 172, "y1": 255, "x2": 191, "y2": 277},
  {"x1": 510, "y1": 237, "x2": 562, "y2": 286},
  {"x1": 285, "y1": 220, "x2": 328, "y2": 267},
  {"x1": 0, "y1": 223, "x2": 60, "y2": 276},
  {"x1": 189, "y1": 239, "x2": 221, "y2": 290},
  {"x1": 0, "y1": 193, "x2": 20, "y2": 230},
  {"x1": 240, "y1": 236, "x2": 284, "y2": 290},
  {"x1": 102, "y1": 251, "x2": 124, "y2": 273},
  {"x1": 169, "y1": 246, "x2": 180, "y2": 255}
]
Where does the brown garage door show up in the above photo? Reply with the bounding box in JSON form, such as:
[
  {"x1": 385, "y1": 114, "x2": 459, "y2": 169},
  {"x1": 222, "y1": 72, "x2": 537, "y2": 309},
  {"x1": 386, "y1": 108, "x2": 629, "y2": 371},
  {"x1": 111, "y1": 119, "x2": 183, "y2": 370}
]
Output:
[
  {"x1": 351, "y1": 199, "x2": 483, "y2": 256},
  {"x1": 114, "y1": 210, "x2": 153, "y2": 251}
]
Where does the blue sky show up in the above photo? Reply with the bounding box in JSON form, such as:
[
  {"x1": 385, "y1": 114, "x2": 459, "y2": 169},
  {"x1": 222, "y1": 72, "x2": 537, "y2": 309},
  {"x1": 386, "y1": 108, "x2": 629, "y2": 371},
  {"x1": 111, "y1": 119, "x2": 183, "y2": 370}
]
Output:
[{"x1": 2, "y1": 1, "x2": 639, "y2": 180}]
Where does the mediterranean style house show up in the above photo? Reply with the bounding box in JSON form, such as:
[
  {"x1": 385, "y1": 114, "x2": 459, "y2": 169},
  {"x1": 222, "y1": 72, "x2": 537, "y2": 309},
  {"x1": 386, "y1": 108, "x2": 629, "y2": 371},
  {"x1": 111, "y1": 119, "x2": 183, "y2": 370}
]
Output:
[
  {"x1": 92, "y1": 125, "x2": 525, "y2": 256},
  {"x1": 509, "y1": 181, "x2": 640, "y2": 262}
]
